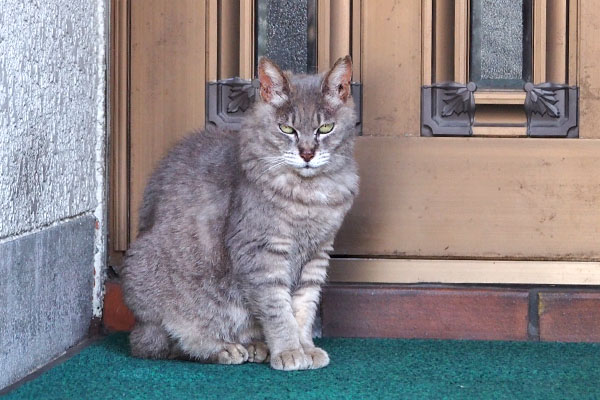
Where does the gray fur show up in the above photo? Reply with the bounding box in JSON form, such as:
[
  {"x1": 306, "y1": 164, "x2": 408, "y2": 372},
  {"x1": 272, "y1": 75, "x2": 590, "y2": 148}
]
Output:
[{"x1": 120, "y1": 56, "x2": 359, "y2": 371}]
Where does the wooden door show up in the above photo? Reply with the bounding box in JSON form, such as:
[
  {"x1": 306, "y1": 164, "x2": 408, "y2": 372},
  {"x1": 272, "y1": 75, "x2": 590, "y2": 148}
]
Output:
[
  {"x1": 110, "y1": 0, "x2": 600, "y2": 285},
  {"x1": 327, "y1": 0, "x2": 600, "y2": 285}
]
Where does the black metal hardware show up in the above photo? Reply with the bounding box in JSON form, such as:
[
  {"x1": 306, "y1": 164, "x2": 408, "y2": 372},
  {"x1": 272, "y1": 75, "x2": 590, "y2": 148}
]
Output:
[
  {"x1": 421, "y1": 82, "x2": 477, "y2": 136},
  {"x1": 524, "y1": 82, "x2": 578, "y2": 138},
  {"x1": 422, "y1": 81, "x2": 579, "y2": 138},
  {"x1": 206, "y1": 77, "x2": 259, "y2": 131}
]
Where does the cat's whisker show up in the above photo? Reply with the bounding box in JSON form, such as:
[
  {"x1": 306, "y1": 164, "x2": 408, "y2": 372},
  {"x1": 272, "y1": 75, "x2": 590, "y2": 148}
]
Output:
[
  {"x1": 244, "y1": 155, "x2": 282, "y2": 165},
  {"x1": 260, "y1": 160, "x2": 287, "y2": 176},
  {"x1": 250, "y1": 157, "x2": 284, "y2": 173},
  {"x1": 260, "y1": 156, "x2": 284, "y2": 162},
  {"x1": 250, "y1": 158, "x2": 287, "y2": 180}
]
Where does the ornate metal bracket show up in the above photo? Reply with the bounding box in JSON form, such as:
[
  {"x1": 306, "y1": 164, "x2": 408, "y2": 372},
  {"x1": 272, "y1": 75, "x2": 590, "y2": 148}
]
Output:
[
  {"x1": 524, "y1": 82, "x2": 578, "y2": 138},
  {"x1": 421, "y1": 82, "x2": 477, "y2": 136},
  {"x1": 207, "y1": 78, "x2": 363, "y2": 133},
  {"x1": 422, "y1": 81, "x2": 579, "y2": 138},
  {"x1": 206, "y1": 77, "x2": 259, "y2": 131}
]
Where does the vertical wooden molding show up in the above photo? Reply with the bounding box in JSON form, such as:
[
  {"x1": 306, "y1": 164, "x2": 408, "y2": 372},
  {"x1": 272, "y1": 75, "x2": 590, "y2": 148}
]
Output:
[
  {"x1": 330, "y1": 0, "x2": 351, "y2": 66},
  {"x1": 568, "y1": 0, "x2": 579, "y2": 86},
  {"x1": 110, "y1": 0, "x2": 130, "y2": 252},
  {"x1": 218, "y1": 0, "x2": 240, "y2": 79},
  {"x1": 239, "y1": 0, "x2": 254, "y2": 79},
  {"x1": 361, "y1": 0, "x2": 421, "y2": 136},
  {"x1": 533, "y1": 0, "x2": 547, "y2": 83},
  {"x1": 434, "y1": 0, "x2": 455, "y2": 82},
  {"x1": 546, "y1": 0, "x2": 567, "y2": 83},
  {"x1": 577, "y1": 0, "x2": 600, "y2": 139},
  {"x1": 351, "y1": 0, "x2": 362, "y2": 81},
  {"x1": 318, "y1": 0, "x2": 331, "y2": 72},
  {"x1": 421, "y1": 0, "x2": 432, "y2": 86},
  {"x1": 454, "y1": 0, "x2": 468, "y2": 83},
  {"x1": 206, "y1": 0, "x2": 218, "y2": 82}
]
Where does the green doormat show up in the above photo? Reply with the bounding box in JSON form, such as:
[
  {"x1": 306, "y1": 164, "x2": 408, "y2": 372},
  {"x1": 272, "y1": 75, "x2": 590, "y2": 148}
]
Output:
[{"x1": 4, "y1": 333, "x2": 600, "y2": 399}]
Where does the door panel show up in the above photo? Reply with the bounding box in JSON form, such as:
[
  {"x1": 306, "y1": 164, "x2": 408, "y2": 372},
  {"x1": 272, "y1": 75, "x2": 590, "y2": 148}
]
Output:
[
  {"x1": 335, "y1": 136, "x2": 600, "y2": 260},
  {"x1": 361, "y1": 0, "x2": 422, "y2": 137},
  {"x1": 579, "y1": 0, "x2": 600, "y2": 139}
]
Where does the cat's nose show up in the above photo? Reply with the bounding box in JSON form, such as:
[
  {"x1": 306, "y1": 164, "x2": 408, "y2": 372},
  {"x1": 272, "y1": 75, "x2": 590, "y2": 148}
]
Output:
[{"x1": 299, "y1": 148, "x2": 315, "y2": 162}]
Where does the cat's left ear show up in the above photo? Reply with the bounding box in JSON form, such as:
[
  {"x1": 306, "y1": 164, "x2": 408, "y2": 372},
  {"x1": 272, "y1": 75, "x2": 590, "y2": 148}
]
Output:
[
  {"x1": 322, "y1": 55, "x2": 353, "y2": 107},
  {"x1": 258, "y1": 57, "x2": 291, "y2": 107}
]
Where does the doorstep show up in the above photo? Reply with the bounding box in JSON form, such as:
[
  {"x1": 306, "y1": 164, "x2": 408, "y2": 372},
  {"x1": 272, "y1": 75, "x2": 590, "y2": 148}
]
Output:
[{"x1": 103, "y1": 279, "x2": 600, "y2": 342}]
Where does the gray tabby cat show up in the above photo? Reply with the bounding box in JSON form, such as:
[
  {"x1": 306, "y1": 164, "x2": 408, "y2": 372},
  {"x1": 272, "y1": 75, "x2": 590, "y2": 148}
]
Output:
[{"x1": 121, "y1": 56, "x2": 359, "y2": 371}]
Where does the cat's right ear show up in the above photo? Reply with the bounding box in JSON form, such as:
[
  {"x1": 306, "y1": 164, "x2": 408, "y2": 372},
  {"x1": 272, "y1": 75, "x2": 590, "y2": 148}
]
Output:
[{"x1": 258, "y1": 57, "x2": 290, "y2": 107}]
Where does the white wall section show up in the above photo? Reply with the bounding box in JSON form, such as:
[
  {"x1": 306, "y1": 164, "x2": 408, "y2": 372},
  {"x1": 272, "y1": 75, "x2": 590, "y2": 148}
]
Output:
[{"x1": 0, "y1": 1, "x2": 104, "y2": 239}]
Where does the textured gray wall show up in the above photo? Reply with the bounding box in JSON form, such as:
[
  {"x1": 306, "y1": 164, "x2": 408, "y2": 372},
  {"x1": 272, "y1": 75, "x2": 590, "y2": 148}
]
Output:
[
  {"x1": 0, "y1": 1, "x2": 103, "y2": 237},
  {"x1": 0, "y1": 0, "x2": 106, "y2": 390},
  {"x1": 0, "y1": 217, "x2": 95, "y2": 389}
]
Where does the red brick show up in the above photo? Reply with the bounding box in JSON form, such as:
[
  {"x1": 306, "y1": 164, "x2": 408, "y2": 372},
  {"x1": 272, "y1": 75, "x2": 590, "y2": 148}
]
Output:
[
  {"x1": 102, "y1": 280, "x2": 135, "y2": 331},
  {"x1": 539, "y1": 291, "x2": 600, "y2": 342},
  {"x1": 322, "y1": 284, "x2": 530, "y2": 341}
]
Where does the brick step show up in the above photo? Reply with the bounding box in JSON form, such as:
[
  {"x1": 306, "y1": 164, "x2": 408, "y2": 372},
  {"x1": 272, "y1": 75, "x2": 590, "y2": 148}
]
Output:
[{"x1": 103, "y1": 280, "x2": 600, "y2": 342}]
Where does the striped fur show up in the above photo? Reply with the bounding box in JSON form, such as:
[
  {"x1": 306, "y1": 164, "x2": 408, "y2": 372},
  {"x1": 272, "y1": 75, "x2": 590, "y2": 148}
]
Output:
[{"x1": 120, "y1": 57, "x2": 358, "y2": 371}]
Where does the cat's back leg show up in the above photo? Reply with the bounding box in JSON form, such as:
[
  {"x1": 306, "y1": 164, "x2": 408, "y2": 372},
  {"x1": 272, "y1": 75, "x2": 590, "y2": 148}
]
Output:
[{"x1": 129, "y1": 322, "x2": 172, "y2": 359}]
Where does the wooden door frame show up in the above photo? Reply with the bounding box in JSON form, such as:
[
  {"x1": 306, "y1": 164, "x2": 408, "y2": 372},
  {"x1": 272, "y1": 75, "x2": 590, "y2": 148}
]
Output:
[{"x1": 109, "y1": 0, "x2": 129, "y2": 263}]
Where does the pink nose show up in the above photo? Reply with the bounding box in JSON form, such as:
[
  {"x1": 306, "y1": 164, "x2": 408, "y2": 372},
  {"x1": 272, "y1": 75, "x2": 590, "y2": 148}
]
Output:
[{"x1": 299, "y1": 149, "x2": 315, "y2": 162}]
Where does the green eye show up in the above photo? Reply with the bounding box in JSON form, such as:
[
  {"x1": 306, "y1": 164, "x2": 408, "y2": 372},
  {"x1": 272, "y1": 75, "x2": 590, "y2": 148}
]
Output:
[
  {"x1": 318, "y1": 123, "x2": 334, "y2": 134},
  {"x1": 279, "y1": 124, "x2": 296, "y2": 134}
]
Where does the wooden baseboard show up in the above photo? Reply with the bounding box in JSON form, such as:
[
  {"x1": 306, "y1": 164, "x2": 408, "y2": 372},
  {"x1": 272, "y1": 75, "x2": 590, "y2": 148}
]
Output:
[
  {"x1": 328, "y1": 258, "x2": 600, "y2": 285},
  {"x1": 102, "y1": 280, "x2": 600, "y2": 342}
]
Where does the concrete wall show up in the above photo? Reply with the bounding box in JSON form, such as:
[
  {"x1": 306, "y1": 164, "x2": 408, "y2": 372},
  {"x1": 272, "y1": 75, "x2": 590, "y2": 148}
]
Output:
[{"x1": 0, "y1": 0, "x2": 106, "y2": 389}]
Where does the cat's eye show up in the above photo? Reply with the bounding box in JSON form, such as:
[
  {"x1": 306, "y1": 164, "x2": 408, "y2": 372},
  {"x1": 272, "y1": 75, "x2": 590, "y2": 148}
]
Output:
[
  {"x1": 318, "y1": 123, "x2": 335, "y2": 134},
  {"x1": 279, "y1": 124, "x2": 296, "y2": 134}
]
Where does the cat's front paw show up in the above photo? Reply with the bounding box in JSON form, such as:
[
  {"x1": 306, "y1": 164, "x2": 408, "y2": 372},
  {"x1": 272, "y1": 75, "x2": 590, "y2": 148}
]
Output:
[
  {"x1": 246, "y1": 342, "x2": 269, "y2": 363},
  {"x1": 270, "y1": 348, "x2": 311, "y2": 371},
  {"x1": 214, "y1": 343, "x2": 249, "y2": 365},
  {"x1": 303, "y1": 346, "x2": 330, "y2": 369}
]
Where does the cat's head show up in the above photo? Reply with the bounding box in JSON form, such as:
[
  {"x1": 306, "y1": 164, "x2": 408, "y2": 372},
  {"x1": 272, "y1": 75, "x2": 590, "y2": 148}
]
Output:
[{"x1": 243, "y1": 56, "x2": 356, "y2": 178}]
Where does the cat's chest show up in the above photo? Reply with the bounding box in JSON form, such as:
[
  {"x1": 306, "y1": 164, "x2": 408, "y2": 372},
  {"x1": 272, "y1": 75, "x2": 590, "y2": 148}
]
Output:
[{"x1": 282, "y1": 203, "x2": 345, "y2": 252}]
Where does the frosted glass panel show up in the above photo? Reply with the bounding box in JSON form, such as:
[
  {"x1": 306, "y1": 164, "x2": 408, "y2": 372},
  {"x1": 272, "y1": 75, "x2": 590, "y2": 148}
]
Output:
[
  {"x1": 470, "y1": 0, "x2": 532, "y2": 89},
  {"x1": 256, "y1": 0, "x2": 317, "y2": 74}
]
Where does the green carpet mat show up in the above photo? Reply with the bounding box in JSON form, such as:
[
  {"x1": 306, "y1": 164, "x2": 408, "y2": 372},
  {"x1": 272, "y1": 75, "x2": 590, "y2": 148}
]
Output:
[{"x1": 4, "y1": 333, "x2": 600, "y2": 399}]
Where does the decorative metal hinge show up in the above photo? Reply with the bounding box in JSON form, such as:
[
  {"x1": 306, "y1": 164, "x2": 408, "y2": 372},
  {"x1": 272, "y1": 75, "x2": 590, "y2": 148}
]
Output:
[
  {"x1": 207, "y1": 78, "x2": 362, "y2": 133},
  {"x1": 524, "y1": 82, "x2": 579, "y2": 138},
  {"x1": 421, "y1": 82, "x2": 477, "y2": 136}
]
